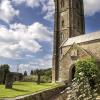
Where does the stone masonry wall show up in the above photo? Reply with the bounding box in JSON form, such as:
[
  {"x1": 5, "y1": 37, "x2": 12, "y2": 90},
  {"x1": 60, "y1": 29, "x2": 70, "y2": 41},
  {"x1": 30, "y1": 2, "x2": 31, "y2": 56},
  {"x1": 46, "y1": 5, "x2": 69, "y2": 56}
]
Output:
[
  {"x1": 59, "y1": 39, "x2": 100, "y2": 82},
  {"x1": 4, "y1": 85, "x2": 66, "y2": 100}
]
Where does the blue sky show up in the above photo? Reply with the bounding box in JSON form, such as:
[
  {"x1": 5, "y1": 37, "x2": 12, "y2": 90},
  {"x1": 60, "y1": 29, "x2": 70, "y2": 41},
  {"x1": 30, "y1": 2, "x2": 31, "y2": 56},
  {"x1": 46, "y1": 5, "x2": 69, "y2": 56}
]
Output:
[
  {"x1": 0, "y1": 0, "x2": 100, "y2": 73},
  {"x1": 85, "y1": 12, "x2": 100, "y2": 33}
]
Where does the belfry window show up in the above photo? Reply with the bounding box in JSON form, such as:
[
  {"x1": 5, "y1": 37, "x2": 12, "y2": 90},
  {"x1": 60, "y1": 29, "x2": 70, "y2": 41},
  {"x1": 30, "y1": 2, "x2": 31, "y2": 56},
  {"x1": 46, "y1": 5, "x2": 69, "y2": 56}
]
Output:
[
  {"x1": 76, "y1": 1, "x2": 81, "y2": 9},
  {"x1": 61, "y1": 0, "x2": 64, "y2": 8}
]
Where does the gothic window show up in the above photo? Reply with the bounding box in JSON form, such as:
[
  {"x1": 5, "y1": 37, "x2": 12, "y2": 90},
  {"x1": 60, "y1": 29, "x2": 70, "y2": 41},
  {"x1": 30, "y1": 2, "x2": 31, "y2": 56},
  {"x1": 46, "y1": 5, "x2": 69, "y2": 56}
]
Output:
[
  {"x1": 61, "y1": 0, "x2": 64, "y2": 8},
  {"x1": 76, "y1": 3, "x2": 79, "y2": 9},
  {"x1": 62, "y1": 20, "x2": 65, "y2": 28},
  {"x1": 60, "y1": 32, "x2": 64, "y2": 42}
]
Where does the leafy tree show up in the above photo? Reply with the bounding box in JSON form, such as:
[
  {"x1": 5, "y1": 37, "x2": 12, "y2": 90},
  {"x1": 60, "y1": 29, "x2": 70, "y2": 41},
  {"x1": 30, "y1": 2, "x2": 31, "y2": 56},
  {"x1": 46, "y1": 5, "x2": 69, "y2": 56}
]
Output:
[
  {"x1": 67, "y1": 58, "x2": 99, "y2": 100},
  {"x1": 24, "y1": 71, "x2": 27, "y2": 76},
  {"x1": 35, "y1": 69, "x2": 44, "y2": 84},
  {"x1": 68, "y1": 75, "x2": 97, "y2": 100},
  {"x1": 75, "y1": 58, "x2": 100, "y2": 89},
  {"x1": 30, "y1": 70, "x2": 33, "y2": 75},
  {"x1": 0, "y1": 64, "x2": 10, "y2": 84},
  {"x1": 43, "y1": 68, "x2": 52, "y2": 82},
  {"x1": 0, "y1": 64, "x2": 9, "y2": 69},
  {"x1": 26, "y1": 68, "x2": 52, "y2": 83}
]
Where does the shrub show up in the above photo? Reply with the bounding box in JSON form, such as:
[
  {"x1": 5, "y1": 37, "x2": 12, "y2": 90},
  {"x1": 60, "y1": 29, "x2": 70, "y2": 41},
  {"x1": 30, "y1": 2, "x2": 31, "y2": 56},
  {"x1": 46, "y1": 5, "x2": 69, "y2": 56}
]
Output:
[
  {"x1": 75, "y1": 58, "x2": 100, "y2": 89},
  {"x1": 67, "y1": 58, "x2": 100, "y2": 100},
  {"x1": 68, "y1": 75, "x2": 97, "y2": 100}
]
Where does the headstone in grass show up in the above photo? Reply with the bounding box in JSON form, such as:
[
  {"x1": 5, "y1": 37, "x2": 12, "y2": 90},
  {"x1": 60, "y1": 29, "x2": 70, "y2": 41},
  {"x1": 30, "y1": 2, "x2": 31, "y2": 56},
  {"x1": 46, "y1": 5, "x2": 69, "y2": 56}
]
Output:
[{"x1": 5, "y1": 73, "x2": 14, "y2": 89}]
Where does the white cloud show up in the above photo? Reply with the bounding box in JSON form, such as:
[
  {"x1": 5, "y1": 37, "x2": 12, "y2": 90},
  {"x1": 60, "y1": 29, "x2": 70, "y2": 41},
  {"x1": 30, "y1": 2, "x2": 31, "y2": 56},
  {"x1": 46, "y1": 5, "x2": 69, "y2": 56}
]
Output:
[
  {"x1": 1, "y1": 0, "x2": 100, "y2": 23},
  {"x1": 43, "y1": 0, "x2": 100, "y2": 18},
  {"x1": 18, "y1": 54, "x2": 52, "y2": 74},
  {"x1": 28, "y1": 22, "x2": 52, "y2": 41},
  {"x1": 84, "y1": 0, "x2": 100, "y2": 16},
  {"x1": 12, "y1": 0, "x2": 55, "y2": 21},
  {"x1": 0, "y1": 22, "x2": 53, "y2": 58},
  {"x1": 12, "y1": 0, "x2": 40, "y2": 8},
  {"x1": 26, "y1": 0, "x2": 40, "y2": 8},
  {"x1": 43, "y1": 0, "x2": 100, "y2": 20},
  {"x1": 43, "y1": 0, "x2": 55, "y2": 21},
  {"x1": 0, "y1": 0, "x2": 19, "y2": 23}
]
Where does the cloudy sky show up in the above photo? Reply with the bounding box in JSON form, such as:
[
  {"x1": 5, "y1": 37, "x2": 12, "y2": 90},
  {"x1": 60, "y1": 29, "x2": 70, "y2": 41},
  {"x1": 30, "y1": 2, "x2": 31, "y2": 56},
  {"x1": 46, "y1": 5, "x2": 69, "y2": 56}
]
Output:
[{"x1": 0, "y1": 0, "x2": 100, "y2": 74}]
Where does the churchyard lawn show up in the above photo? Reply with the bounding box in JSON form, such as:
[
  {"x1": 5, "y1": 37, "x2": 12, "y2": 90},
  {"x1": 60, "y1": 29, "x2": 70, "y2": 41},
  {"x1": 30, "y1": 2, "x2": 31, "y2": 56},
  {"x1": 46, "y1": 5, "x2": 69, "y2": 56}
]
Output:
[{"x1": 0, "y1": 82, "x2": 58, "y2": 98}]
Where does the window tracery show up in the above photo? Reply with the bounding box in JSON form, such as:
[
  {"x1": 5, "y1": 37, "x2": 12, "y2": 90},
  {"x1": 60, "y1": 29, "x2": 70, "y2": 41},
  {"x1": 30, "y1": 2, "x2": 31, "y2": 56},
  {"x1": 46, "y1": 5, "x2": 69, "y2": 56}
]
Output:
[{"x1": 61, "y1": 0, "x2": 64, "y2": 8}]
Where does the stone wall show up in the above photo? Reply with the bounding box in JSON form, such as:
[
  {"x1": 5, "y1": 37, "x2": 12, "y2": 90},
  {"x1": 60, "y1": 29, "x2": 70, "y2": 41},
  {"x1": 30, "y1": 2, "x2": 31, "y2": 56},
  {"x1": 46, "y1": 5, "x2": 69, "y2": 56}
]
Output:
[{"x1": 5, "y1": 85, "x2": 66, "y2": 100}]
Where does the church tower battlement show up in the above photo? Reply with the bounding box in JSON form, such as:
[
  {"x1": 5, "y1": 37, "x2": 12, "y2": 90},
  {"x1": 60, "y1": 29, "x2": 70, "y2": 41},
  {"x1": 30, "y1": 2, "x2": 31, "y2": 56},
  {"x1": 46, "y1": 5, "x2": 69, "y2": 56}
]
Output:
[{"x1": 52, "y1": 0, "x2": 85, "y2": 82}]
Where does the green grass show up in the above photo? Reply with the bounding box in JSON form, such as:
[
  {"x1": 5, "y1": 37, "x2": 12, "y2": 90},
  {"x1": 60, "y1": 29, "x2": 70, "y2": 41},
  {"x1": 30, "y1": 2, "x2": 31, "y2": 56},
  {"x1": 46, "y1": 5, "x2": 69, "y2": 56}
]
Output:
[{"x1": 0, "y1": 82, "x2": 59, "y2": 98}]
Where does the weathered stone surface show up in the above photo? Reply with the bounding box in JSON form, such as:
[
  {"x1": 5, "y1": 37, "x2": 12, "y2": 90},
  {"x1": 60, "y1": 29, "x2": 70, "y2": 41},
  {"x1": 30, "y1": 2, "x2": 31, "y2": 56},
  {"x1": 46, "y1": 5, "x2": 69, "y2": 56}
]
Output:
[
  {"x1": 63, "y1": 31, "x2": 100, "y2": 47},
  {"x1": 59, "y1": 38, "x2": 100, "y2": 82},
  {"x1": 3, "y1": 85, "x2": 66, "y2": 100}
]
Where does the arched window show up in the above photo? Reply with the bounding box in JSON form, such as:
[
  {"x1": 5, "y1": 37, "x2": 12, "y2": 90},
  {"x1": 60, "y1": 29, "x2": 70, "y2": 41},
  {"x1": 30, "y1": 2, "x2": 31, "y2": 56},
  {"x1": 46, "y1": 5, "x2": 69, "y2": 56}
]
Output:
[
  {"x1": 62, "y1": 20, "x2": 65, "y2": 28},
  {"x1": 61, "y1": 0, "x2": 64, "y2": 8},
  {"x1": 60, "y1": 32, "x2": 64, "y2": 42},
  {"x1": 76, "y1": 1, "x2": 81, "y2": 9}
]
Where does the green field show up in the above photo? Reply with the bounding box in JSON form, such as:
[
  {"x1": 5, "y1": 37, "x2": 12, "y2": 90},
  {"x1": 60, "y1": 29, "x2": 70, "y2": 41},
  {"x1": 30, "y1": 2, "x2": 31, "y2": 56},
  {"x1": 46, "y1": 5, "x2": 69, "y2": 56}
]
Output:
[{"x1": 0, "y1": 82, "x2": 58, "y2": 98}]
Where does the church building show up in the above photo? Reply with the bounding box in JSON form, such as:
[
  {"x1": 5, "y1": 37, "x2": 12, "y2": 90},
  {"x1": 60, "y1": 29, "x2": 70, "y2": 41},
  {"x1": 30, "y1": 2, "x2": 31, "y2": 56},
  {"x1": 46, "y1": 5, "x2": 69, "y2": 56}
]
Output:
[{"x1": 52, "y1": 0, "x2": 100, "y2": 83}]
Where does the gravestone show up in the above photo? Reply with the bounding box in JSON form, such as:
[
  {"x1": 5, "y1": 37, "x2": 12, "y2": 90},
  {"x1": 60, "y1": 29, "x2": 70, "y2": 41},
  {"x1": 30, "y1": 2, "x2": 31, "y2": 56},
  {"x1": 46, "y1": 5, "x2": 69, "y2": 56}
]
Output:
[{"x1": 5, "y1": 73, "x2": 14, "y2": 89}]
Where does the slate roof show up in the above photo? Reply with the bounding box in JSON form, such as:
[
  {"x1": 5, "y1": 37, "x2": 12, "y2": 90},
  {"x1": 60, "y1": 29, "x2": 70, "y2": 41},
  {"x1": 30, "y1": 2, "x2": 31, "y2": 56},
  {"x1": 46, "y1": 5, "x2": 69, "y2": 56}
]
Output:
[{"x1": 62, "y1": 31, "x2": 100, "y2": 47}]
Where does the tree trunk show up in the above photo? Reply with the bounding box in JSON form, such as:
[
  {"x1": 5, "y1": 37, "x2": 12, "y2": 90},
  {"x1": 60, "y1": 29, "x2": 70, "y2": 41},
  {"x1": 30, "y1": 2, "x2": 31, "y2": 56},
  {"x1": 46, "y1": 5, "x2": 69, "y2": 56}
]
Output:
[{"x1": 37, "y1": 74, "x2": 41, "y2": 84}]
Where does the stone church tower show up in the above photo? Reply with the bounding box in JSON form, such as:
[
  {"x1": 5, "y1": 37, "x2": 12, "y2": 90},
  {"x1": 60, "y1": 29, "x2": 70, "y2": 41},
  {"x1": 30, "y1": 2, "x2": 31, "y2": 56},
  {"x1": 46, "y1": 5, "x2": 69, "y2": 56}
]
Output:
[
  {"x1": 52, "y1": 0, "x2": 100, "y2": 83},
  {"x1": 52, "y1": 0, "x2": 85, "y2": 82}
]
